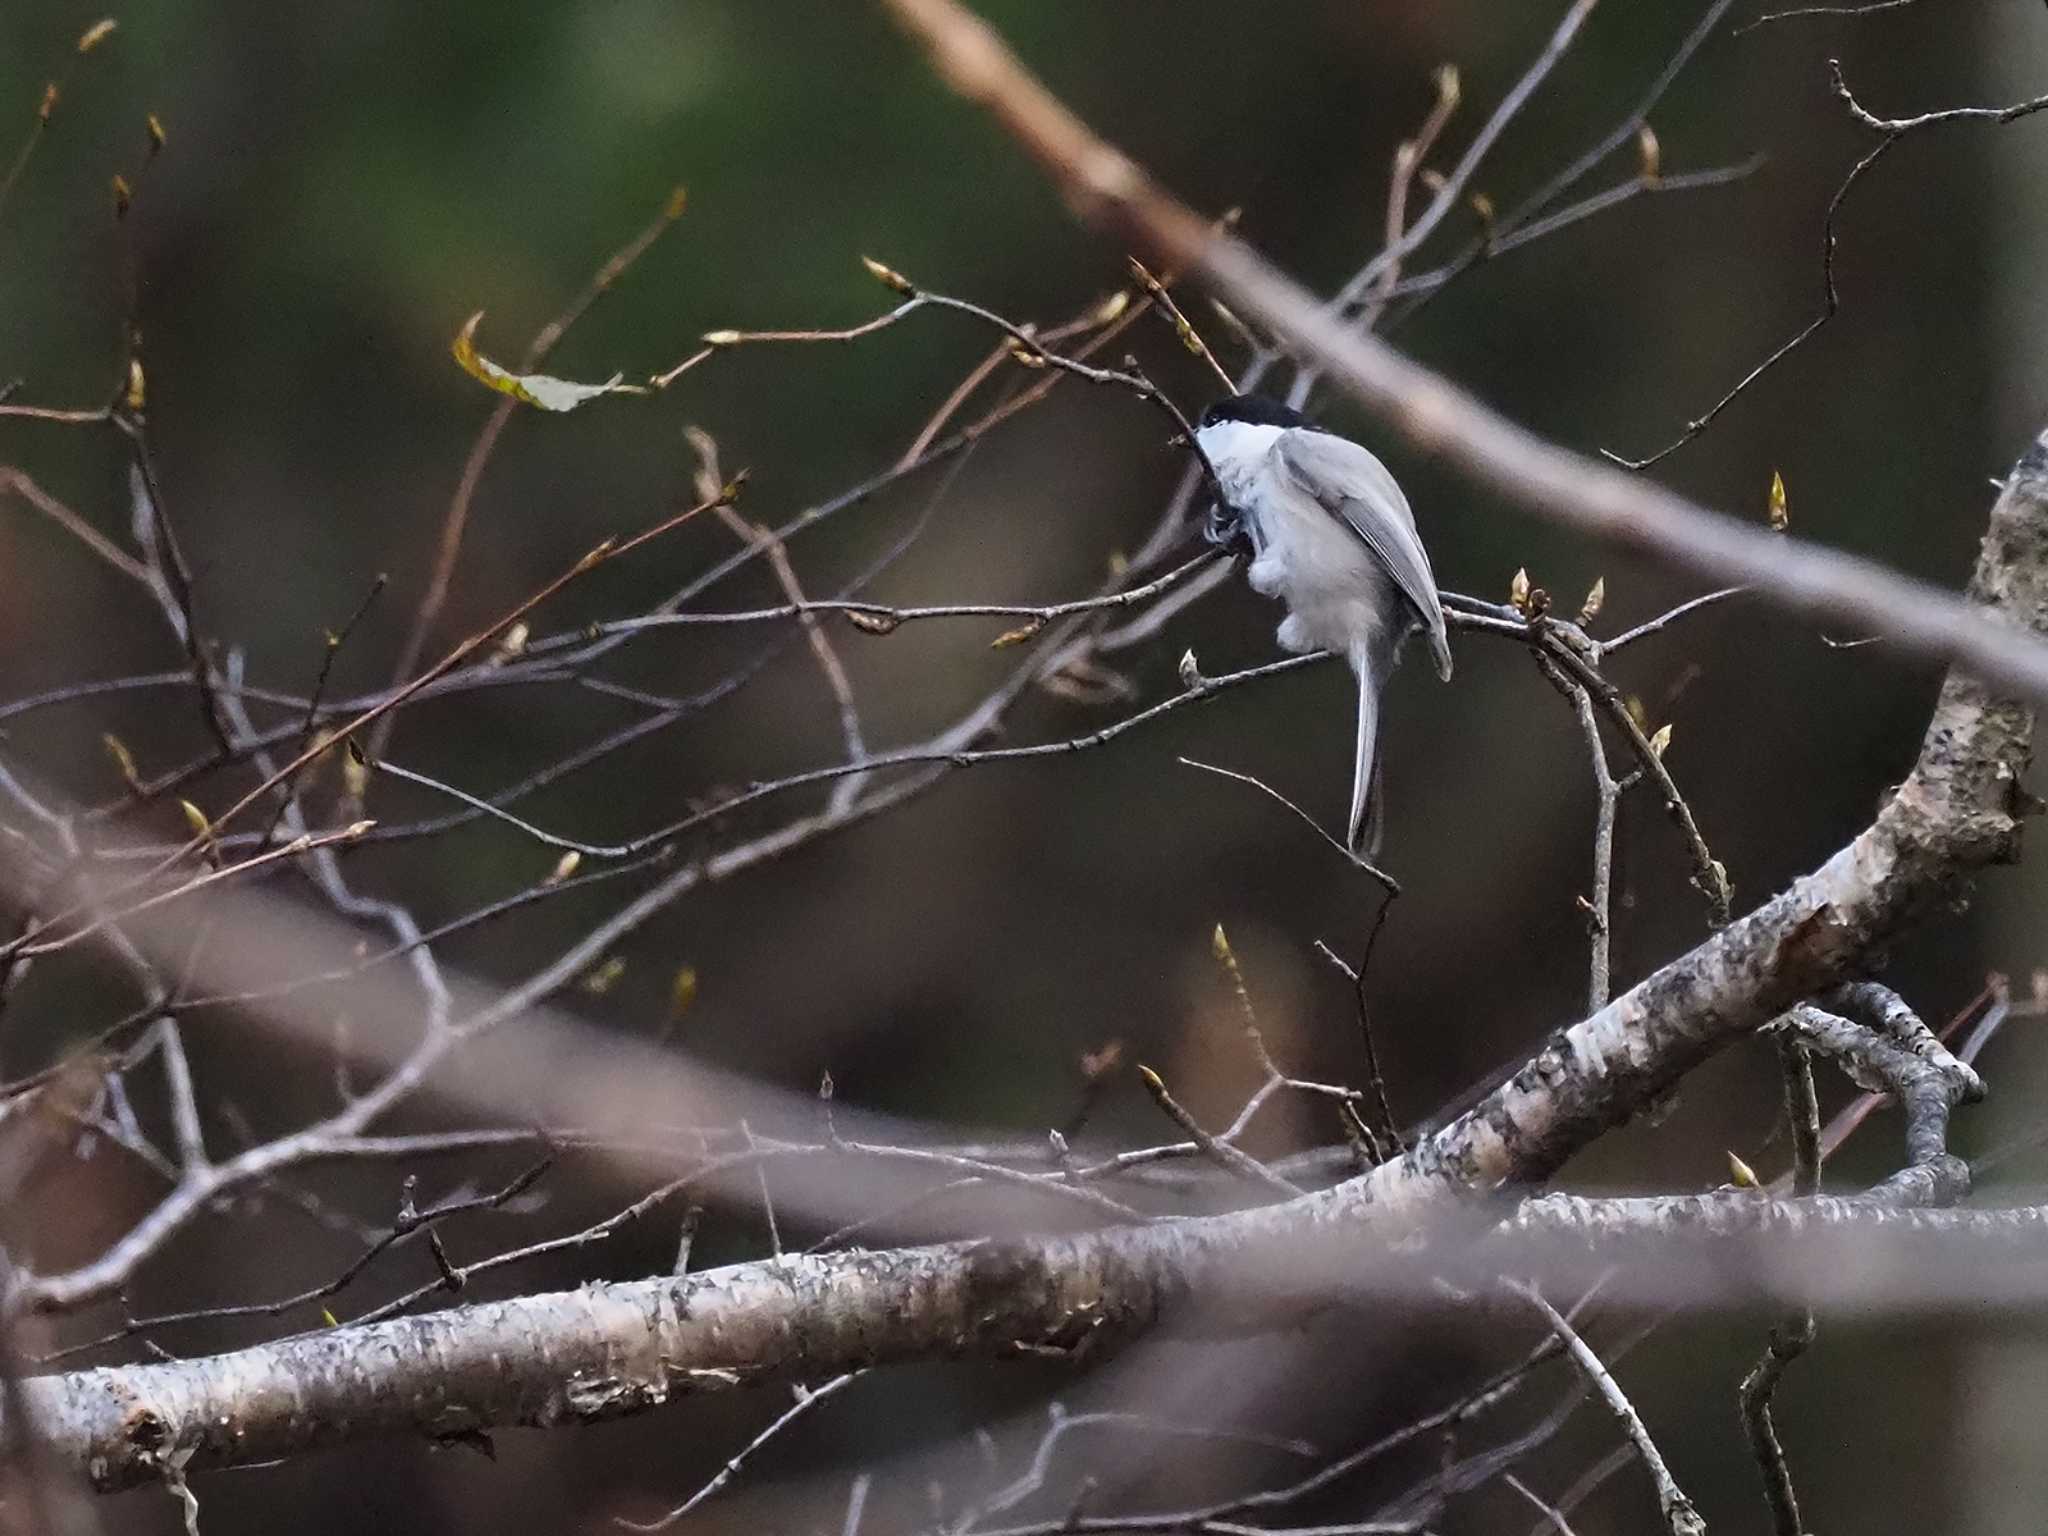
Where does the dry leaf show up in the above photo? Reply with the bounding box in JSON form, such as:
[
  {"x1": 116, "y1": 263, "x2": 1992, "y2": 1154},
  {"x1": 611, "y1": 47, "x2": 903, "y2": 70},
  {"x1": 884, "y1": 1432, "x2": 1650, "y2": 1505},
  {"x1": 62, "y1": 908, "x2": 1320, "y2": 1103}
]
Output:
[{"x1": 451, "y1": 312, "x2": 641, "y2": 413}]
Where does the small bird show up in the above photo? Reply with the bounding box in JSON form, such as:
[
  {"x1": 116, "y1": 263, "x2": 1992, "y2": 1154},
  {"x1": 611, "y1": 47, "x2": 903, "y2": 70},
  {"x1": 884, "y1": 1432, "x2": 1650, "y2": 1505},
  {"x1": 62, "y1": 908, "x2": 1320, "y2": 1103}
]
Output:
[{"x1": 1194, "y1": 393, "x2": 1452, "y2": 857}]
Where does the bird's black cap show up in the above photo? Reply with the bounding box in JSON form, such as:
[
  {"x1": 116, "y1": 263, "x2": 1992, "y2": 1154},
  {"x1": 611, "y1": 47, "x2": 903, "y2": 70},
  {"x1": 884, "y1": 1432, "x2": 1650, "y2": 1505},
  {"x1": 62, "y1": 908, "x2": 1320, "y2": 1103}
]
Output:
[{"x1": 1198, "y1": 393, "x2": 1313, "y2": 430}]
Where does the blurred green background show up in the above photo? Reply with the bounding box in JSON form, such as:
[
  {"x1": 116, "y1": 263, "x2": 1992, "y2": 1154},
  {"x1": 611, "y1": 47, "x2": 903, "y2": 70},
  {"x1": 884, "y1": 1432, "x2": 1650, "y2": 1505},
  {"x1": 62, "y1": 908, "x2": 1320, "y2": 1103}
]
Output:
[{"x1": 5, "y1": 2, "x2": 2048, "y2": 1532}]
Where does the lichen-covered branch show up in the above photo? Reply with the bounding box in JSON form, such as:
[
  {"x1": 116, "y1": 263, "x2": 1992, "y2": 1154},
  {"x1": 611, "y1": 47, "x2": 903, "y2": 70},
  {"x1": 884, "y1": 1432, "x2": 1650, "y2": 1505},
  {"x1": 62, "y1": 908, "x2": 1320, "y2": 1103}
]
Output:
[{"x1": 14, "y1": 421, "x2": 2048, "y2": 1491}]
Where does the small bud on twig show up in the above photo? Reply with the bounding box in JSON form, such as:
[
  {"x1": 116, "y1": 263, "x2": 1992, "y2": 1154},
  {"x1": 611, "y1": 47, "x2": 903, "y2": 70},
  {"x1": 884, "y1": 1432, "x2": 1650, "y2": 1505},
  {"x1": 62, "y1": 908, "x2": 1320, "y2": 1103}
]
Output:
[
  {"x1": 860, "y1": 255, "x2": 917, "y2": 296},
  {"x1": 990, "y1": 617, "x2": 1045, "y2": 649},
  {"x1": 178, "y1": 798, "x2": 212, "y2": 841},
  {"x1": 1636, "y1": 123, "x2": 1662, "y2": 185},
  {"x1": 844, "y1": 609, "x2": 899, "y2": 635},
  {"x1": 581, "y1": 956, "x2": 626, "y2": 995},
  {"x1": 1578, "y1": 576, "x2": 1606, "y2": 626},
  {"x1": 670, "y1": 964, "x2": 698, "y2": 1020},
  {"x1": 102, "y1": 733, "x2": 143, "y2": 794}
]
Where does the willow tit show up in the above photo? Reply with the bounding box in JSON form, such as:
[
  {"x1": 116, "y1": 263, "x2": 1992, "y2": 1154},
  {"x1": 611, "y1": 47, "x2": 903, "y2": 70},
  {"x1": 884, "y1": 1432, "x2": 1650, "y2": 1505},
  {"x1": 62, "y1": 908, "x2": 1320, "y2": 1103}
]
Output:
[{"x1": 1195, "y1": 394, "x2": 1451, "y2": 857}]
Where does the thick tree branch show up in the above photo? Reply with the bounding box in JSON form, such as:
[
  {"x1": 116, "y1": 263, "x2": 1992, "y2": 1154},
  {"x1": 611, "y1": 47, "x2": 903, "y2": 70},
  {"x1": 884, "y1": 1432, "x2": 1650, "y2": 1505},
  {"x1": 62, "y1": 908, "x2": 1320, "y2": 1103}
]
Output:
[{"x1": 18, "y1": 421, "x2": 2048, "y2": 1491}]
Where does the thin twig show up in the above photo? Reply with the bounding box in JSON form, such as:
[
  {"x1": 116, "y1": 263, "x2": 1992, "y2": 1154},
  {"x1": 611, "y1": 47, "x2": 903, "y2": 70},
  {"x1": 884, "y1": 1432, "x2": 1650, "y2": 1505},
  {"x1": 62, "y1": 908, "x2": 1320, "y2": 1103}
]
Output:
[
  {"x1": 1505, "y1": 1473, "x2": 1583, "y2": 1536},
  {"x1": 1605, "y1": 59, "x2": 2048, "y2": 469},
  {"x1": 1505, "y1": 1279, "x2": 1705, "y2": 1536},
  {"x1": 1297, "y1": 0, "x2": 1602, "y2": 408},
  {"x1": 1537, "y1": 629, "x2": 1728, "y2": 924},
  {"x1": 1177, "y1": 757, "x2": 1399, "y2": 894},
  {"x1": 0, "y1": 468, "x2": 153, "y2": 586},
  {"x1": 0, "y1": 483, "x2": 738, "y2": 962},
  {"x1": 1135, "y1": 1065, "x2": 1301, "y2": 1198},
  {"x1": 1734, "y1": 0, "x2": 1924, "y2": 33},
  {"x1": 616, "y1": 1371, "x2": 865, "y2": 1532},
  {"x1": 874, "y1": 0, "x2": 2048, "y2": 711},
  {"x1": 373, "y1": 187, "x2": 688, "y2": 759}
]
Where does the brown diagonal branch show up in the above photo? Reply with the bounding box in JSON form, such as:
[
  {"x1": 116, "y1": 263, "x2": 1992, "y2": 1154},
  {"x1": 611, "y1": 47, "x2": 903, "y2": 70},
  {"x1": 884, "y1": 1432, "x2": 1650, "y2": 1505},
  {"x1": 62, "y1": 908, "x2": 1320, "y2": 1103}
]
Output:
[{"x1": 876, "y1": 0, "x2": 2048, "y2": 708}]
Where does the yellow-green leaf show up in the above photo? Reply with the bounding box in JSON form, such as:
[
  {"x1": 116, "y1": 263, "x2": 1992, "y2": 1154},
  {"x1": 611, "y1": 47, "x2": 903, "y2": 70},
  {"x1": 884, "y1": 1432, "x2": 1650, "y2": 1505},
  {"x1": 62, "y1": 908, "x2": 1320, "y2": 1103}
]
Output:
[
  {"x1": 451, "y1": 312, "x2": 641, "y2": 413},
  {"x1": 1768, "y1": 470, "x2": 1789, "y2": 531}
]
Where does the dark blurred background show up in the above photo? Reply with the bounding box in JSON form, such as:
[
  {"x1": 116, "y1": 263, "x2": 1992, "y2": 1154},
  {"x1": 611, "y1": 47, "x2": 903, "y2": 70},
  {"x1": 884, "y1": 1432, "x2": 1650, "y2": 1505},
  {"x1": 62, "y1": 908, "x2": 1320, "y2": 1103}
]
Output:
[{"x1": 5, "y1": 2, "x2": 2048, "y2": 1531}]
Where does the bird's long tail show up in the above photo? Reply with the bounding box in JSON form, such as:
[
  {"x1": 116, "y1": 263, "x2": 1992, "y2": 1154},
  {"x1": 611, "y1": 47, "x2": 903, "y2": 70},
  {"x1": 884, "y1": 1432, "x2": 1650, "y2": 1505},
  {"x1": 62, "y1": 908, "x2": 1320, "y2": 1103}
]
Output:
[{"x1": 1347, "y1": 645, "x2": 1388, "y2": 859}]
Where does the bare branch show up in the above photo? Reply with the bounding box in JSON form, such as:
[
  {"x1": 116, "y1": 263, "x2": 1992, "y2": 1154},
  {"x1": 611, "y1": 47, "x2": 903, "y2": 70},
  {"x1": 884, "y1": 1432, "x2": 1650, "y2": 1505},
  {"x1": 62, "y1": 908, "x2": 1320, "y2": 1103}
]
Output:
[
  {"x1": 617, "y1": 1371, "x2": 864, "y2": 1532},
  {"x1": 1504, "y1": 1280, "x2": 1704, "y2": 1536},
  {"x1": 875, "y1": 0, "x2": 2048, "y2": 706}
]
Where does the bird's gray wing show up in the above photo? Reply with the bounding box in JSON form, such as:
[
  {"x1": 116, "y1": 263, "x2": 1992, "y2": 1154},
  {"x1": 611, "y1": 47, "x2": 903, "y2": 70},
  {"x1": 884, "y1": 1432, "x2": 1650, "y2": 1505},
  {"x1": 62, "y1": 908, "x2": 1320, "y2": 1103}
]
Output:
[{"x1": 1275, "y1": 428, "x2": 1452, "y2": 680}]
